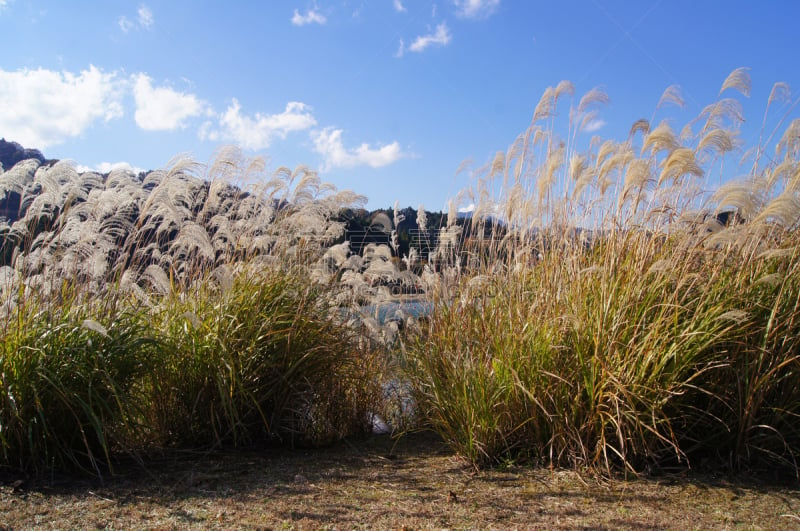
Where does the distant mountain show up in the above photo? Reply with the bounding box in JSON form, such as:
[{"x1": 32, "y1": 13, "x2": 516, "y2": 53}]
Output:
[{"x1": 0, "y1": 139, "x2": 51, "y2": 170}]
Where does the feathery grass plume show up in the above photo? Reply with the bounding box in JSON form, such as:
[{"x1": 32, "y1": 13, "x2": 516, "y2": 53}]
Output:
[
  {"x1": 0, "y1": 158, "x2": 38, "y2": 197},
  {"x1": 504, "y1": 182, "x2": 526, "y2": 229},
  {"x1": 765, "y1": 157, "x2": 797, "y2": 190},
  {"x1": 506, "y1": 131, "x2": 527, "y2": 183},
  {"x1": 555, "y1": 79, "x2": 576, "y2": 102},
  {"x1": 701, "y1": 98, "x2": 746, "y2": 132},
  {"x1": 21, "y1": 167, "x2": 64, "y2": 222},
  {"x1": 768, "y1": 81, "x2": 792, "y2": 107},
  {"x1": 748, "y1": 81, "x2": 796, "y2": 173},
  {"x1": 362, "y1": 242, "x2": 393, "y2": 264},
  {"x1": 719, "y1": 66, "x2": 752, "y2": 98},
  {"x1": 679, "y1": 122, "x2": 695, "y2": 143},
  {"x1": 596, "y1": 139, "x2": 618, "y2": 168},
  {"x1": 170, "y1": 220, "x2": 215, "y2": 263},
  {"x1": 538, "y1": 143, "x2": 565, "y2": 202},
  {"x1": 206, "y1": 144, "x2": 245, "y2": 183},
  {"x1": 141, "y1": 263, "x2": 171, "y2": 295},
  {"x1": 641, "y1": 121, "x2": 680, "y2": 156},
  {"x1": 390, "y1": 201, "x2": 405, "y2": 254},
  {"x1": 576, "y1": 110, "x2": 599, "y2": 133},
  {"x1": 597, "y1": 146, "x2": 634, "y2": 196},
  {"x1": 402, "y1": 247, "x2": 419, "y2": 271},
  {"x1": 710, "y1": 179, "x2": 762, "y2": 220},
  {"x1": 531, "y1": 127, "x2": 549, "y2": 150},
  {"x1": 618, "y1": 158, "x2": 654, "y2": 213},
  {"x1": 657, "y1": 84, "x2": 686, "y2": 110},
  {"x1": 698, "y1": 127, "x2": 741, "y2": 158},
  {"x1": 417, "y1": 204, "x2": 428, "y2": 233},
  {"x1": 776, "y1": 118, "x2": 800, "y2": 160},
  {"x1": 104, "y1": 167, "x2": 137, "y2": 191},
  {"x1": 577, "y1": 86, "x2": 609, "y2": 114},
  {"x1": 323, "y1": 241, "x2": 350, "y2": 269},
  {"x1": 533, "y1": 86, "x2": 556, "y2": 122},
  {"x1": 208, "y1": 213, "x2": 233, "y2": 250},
  {"x1": 370, "y1": 212, "x2": 393, "y2": 233},
  {"x1": 48, "y1": 162, "x2": 84, "y2": 211},
  {"x1": 658, "y1": 147, "x2": 704, "y2": 186},
  {"x1": 454, "y1": 157, "x2": 474, "y2": 178},
  {"x1": 487, "y1": 150, "x2": 505, "y2": 181},
  {"x1": 569, "y1": 153, "x2": 595, "y2": 201},
  {"x1": 447, "y1": 199, "x2": 458, "y2": 228},
  {"x1": 791, "y1": 164, "x2": 800, "y2": 193},
  {"x1": 753, "y1": 191, "x2": 800, "y2": 228},
  {"x1": 290, "y1": 167, "x2": 323, "y2": 205}
]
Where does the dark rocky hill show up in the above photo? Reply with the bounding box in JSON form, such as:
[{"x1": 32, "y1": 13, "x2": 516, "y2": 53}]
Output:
[{"x1": 0, "y1": 138, "x2": 51, "y2": 170}]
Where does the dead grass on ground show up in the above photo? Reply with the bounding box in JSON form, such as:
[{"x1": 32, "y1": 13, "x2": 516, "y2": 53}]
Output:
[{"x1": 1, "y1": 432, "x2": 799, "y2": 530}]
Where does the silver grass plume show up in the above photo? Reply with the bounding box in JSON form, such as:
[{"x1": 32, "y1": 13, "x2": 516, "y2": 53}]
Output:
[{"x1": 719, "y1": 67, "x2": 751, "y2": 98}]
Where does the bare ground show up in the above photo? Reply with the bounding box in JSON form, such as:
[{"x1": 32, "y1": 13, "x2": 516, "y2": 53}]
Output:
[{"x1": 2, "y1": 432, "x2": 799, "y2": 530}]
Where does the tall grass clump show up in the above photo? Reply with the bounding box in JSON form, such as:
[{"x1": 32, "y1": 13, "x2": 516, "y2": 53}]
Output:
[
  {"x1": 403, "y1": 69, "x2": 800, "y2": 475},
  {"x1": 0, "y1": 148, "x2": 386, "y2": 474},
  {"x1": 145, "y1": 265, "x2": 383, "y2": 449},
  {"x1": 0, "y1": 285, "x2": 154, "y2": 475}
]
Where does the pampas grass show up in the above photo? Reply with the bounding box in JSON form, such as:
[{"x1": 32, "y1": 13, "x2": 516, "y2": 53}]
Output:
[
  {"x1": 401, "y1": 69, "x2": 800, "y2": 475},
  {"x1": 2, "y1": 68, "x2": 800, "y2": 479},
  {"x1": 0, "y1": 149, "x2": 381, "y2": 474}
]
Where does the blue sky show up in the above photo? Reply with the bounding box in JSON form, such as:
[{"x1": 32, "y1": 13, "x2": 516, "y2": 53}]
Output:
[{"x1": 1, "y1": 1, "x2": 798, "y2": 210}]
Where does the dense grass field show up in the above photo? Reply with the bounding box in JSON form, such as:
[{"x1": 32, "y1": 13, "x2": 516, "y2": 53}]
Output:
[{"x1": 1, "y1": 69, "x2": 800, "y2": 481}]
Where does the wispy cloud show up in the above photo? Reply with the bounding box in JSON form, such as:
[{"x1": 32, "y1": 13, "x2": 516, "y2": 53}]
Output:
[
  {"x1": 0, "y1": 0, "x2": 12, "y2": 14},
  {"x1": 133, "y1": 74, "x2": 206, "y2": 131},
  {"x1": 118, "y1": 16, "x2": 134, "y2": 32},
  {"x1": 291, "y1": 7, "x2": 326, "y2": 26},
  {"x1": 393, "y1": 0, "x2": 406, "y2": 13},
  {"x1": 137, "y1": 5, "x2": 153, "y2": 29},
  {"x1": 582, "y1": 119, "x2": 606, "y2": 133},
  {"x1": 0, "y1": 66, "x2": 124, "y2": 149},
  {"x1": 200, "y1": 100, "x2": 317, "y2": 151},
  {"x1": 408, "y1": 23, "x2": 451, "y2": 53},
  {"x1": 395, "y1": 39, "x2": 405, "y2": 58},
  {"x1": 119, "y1": 3, "x2": 154, "y2": 32},
  {"x1": 311, "y1": 128, "x2": 406, "y2": 171},
  {"x1": 452, "y1": 0, "x2": 499, "y2": 19}
]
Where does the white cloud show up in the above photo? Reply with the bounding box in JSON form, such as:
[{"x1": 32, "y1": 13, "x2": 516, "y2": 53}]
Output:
[
  {"x1": 118, "y1": 16, "x2": 134, "y2": 32},
  {"x1": 119, "y1": 4, "x2": 153, "y2": 32},
  {"x1": 452, "y1": 0, "x2": 499, "y2": 18},
  {"x1": 201, "y1": 100, "x2": 317, "y2": 151},
  {"x1": 0, "y1": 0, "x2": 12, "y2": 13},
  {"x1": 408, "y1": 23, "x2": 451, "y2": 53},
  {"x1": 133, "y1": 74, "x2": 206, "y2": 131},
  {"x1": 291, "y1": 8, "x2": 326, "y2": 26},
  {"x1": 311, "y1": 128, "x2": 406, "y2": 171},
  {"x1": 395, "y1": 39, "x2": 405, "y2": 58},
  {"x1": 393, "y1": 0, "x2": 406, "y2": 13},
  {"x1": 582, "y1": 119, "x2": 606, "y2": 133},
  {"x1": 74, "y1": 161, "x2": 145, "y2": 175},
  {"x1": 0, "y1": 66, "x2": 124, "y2": 149},
  {"x1": 137, "y1": 4, "x2": 154, "y2": 29}
]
